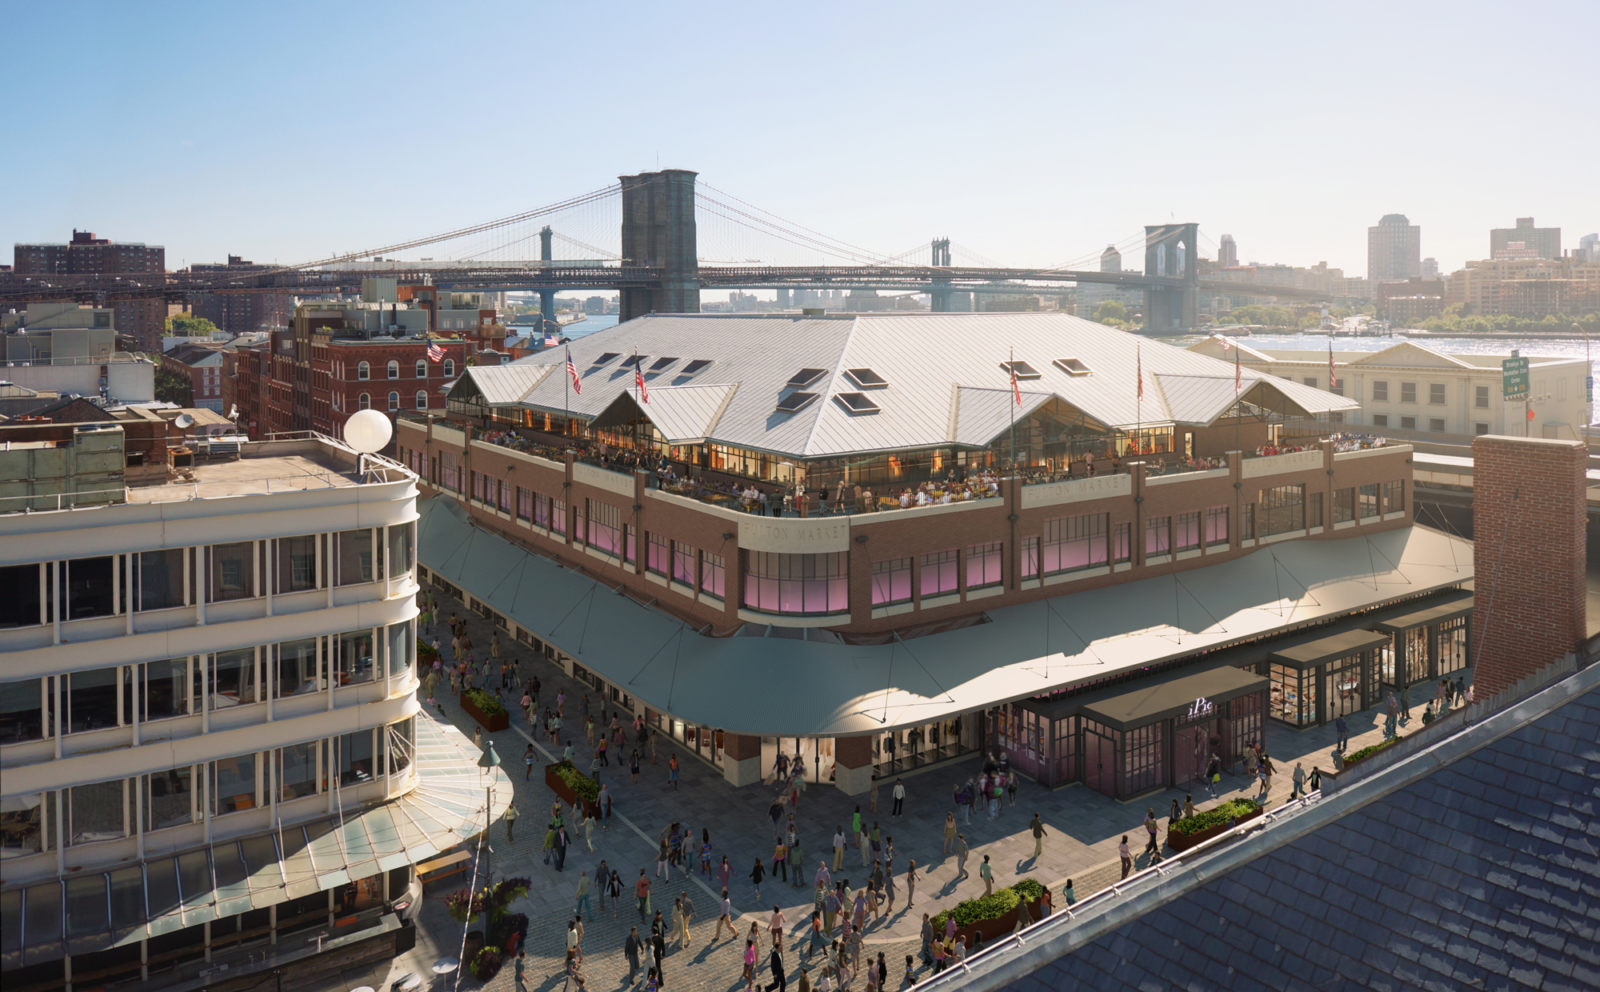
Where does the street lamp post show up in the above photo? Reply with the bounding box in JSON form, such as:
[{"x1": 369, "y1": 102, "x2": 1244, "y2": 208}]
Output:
[{"x1": 477, "y1": 740, "x2": 501, "y2": 886}]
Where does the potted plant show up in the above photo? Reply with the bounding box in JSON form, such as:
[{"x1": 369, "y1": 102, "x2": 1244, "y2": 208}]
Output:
[
  {"x1": 459, "y1": 687, "x2": 510, "y2": 732},
  {"x1": 1166, "y1": 798, "x2": 1264, "y2": 852},
  {"x1": 544, "y1": 760, "x2": 602, "y2": 818},
  {"x1": 1341, "y1": 736, "x2": 1401, "y2": 769},
  {"x1": 930, "y1": 879, "x2": 1046, "y2": 947},
  {"x1": 418, "y1": 638, "x2": 439, "y2": 665}
]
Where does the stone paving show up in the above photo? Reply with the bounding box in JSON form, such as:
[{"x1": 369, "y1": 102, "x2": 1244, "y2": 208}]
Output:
[{"x1": 325, "y1": 585, "x2": 1427, "y2": 992}]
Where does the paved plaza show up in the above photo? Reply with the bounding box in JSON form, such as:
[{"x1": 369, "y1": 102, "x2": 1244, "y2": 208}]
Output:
[{"x1": 329, "y1": 586, "x2": 1417, "y2": 992}]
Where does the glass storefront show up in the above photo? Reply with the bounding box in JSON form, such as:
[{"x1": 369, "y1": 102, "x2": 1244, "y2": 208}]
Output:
[
  {"x1": 875, "y1": 716, "x2": 977, "y2": 776},
  {"x1": 1269, "y1": 663, "x2": 1316, "y2": 726}
]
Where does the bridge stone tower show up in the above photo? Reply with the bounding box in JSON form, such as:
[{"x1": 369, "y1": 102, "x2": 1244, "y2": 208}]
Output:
[
  {"x1": 929, "y1": 237, "x2": 952, "y2": 312},
  {"x1": 538, "y1": 225, "x2": 557, "y2": 332},
  {"x1": 1142, "y1": 223, "x2": 1198, "y2": 333},
  {"x1": 619, "y1": 169, "x2": 700, "y2": 322}
]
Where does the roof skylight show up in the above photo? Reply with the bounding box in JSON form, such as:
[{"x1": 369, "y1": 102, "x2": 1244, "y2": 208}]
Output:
[
  {"x1": 681, "y1": 359, "x2": 713, "y2": 376},
  {"x1": 1000, "y1": 360, "x2": 1041, "y2": 379},
  {"x1": 787, "y1": 368, "x2": 827, "y2": 388},
  {"x1": 775, "y1": 391, "x2": 819, "y2": 414},
  {"x1": 650, "y1": 356, "x2": 678, "y2": 371},
  {"x1": 835, "y1": 392, "x2": 881, "y2": 414},
  {"x1": 845, "y1": 368, "x2": 888, "y2": 388},
  {"x1": 592, "y1": 352, "x2": 620, "y2": 365},
  {"x1": 1053, "y1": 357, "x2": 1092, "y2": 376}
]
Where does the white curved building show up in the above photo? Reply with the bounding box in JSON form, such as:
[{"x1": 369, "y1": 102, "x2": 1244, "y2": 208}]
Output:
[{"x1": 0, "y1": 428, "x2": 507, "y2": 991}]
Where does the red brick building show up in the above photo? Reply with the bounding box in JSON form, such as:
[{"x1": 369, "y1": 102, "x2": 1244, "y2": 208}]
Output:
[
  {"x1": 187, "y1": 255, "x2": 293, "y2": 333},
  {"x1": 160, "y1": 341, "x2": 226, "y2": 412},
  {"x1": 12, "y1": 230, "x2": 167, "y2": 353}
]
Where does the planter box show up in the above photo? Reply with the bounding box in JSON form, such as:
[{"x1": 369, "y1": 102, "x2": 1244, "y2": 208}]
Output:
[
  {"x1": 953, "y1": 896, "x2": 1044, "y2": 949},
  {"x1": 544, "y1": 763, "x2": 602, "y2": 819},
  {"x1": 1167, "y1": 803, "x2": 1264, "y2": 852},
  {"x1": 460, "y1": 691, "x2": 509, "y2": 732}
]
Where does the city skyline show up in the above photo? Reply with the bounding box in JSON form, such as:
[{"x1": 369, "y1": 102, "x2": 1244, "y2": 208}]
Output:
[{"x1": 3, "y1": 1, "x2": 1597, "y2": 278}]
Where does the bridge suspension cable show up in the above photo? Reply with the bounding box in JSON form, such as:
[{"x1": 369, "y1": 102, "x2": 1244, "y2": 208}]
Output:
[
  {"x1": 695, "y1": 193, "x2": 899, "y2": 266},
  {"x1": 696, "y1": 182, "x2": 903, "y2": 266},
  {"x1": 277, "y1": 183, "x2": 622, "y2": 273}
]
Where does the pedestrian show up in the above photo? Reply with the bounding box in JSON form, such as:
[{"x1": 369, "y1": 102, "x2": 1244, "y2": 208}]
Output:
[
  {"x1": 743, "y1": 939, "x2": 758, "y2": 992},
  {"x1": 713, "y1": 887, "x2": 734, "y2": 942},
  {"x1": 574, "y1": 870, "x2": 591, "y2": 917},
  {"x1": 773, "y1": 836, "x2": 789, "y2": 883},
  {"x1": 903, "y1": 955, "x2": 916, "y2": 987},
  {"x1": 1063, "y1": 878, "x2": 1075, "y2": 907},
  {"x1": 851, "y1": 805, "x2": 862, "y2": 840},
  {"x1": 869, "y1": 778, "x2": 880, "y2": 816},
  {"x1": 564, "y1": 919, "x2": 579, "y2": 967},
  {"x1": 514, "y1": 948, "x2": 527, "y2": 991},
  {"x1": 906, "y1": 859, "x2": 918, "y2": 908},
  {"x1": 1182, "y1": 794, "x2": 1195, "y2": 820},
  {"x1": 751, "y1": 857, "x2": 766, "y2": 901},
  {"x1": 606, "y1": 869, "x2": 623, "y2": 919},
  {"x1": 581, "y1": 810, "x2": 596, "y2": 852},
  {"x1": 808, "y1": 908, "x2": 826, "y2": 960},
  {"x1": 1143, "y1": 808, "x2": 1159, "y2": 856},
  {"x1": 677, "y1": 890, "x2": 695, "y2": 946},
  {"x1": 919, "y1": 912, "x2": 934, "y2": 966},
  {"x1": 646, "y1": 966, "x2": 660, "y2": 992},
  {"x1": 955, "y1": 832, "x2": 968, "y2": 878},
  {"x1": 943, "y1": 811, "x2": 956, "y2": 855},
  {"x1": 767, "y1": 946, "x2": 788, "y2": 992},
  {"x1": 833, "y1": 826, "x2": 845, "y2": 872},
  {"x1": 891, "y1": 778, "x2": 906, "y2": 816},
  {"x1": 636, "y1": 869, "x2": 651, "y2": 922},
  {"x1": 1205, "y1": 752, "x2": 1221, "y2": 799},
  {"x1": 720, "y1": 854, "x2": 733, "y2": 894},
  {"x1": 650, "y1": 912, "x2": 666, "y2": 984},
  {"x1": 790, "y1": 836, "x2": 805, "y2": 888},
  {"x1": 1422, "y1": 701, "x2": 1436, "y2": 725},
  {"x1": 771, "y1": 904, "x2": 788, "y2": 952},
  {"x1": 624, "y1": 926, "x2": 643, "y2": 983},
  {"x1": 1400, "y1": 685, "x2": 1412, "y2": 726},
  {"x1": 553, "y1": 824, "x2": 568, "y2": 871},
  {"x1": 979, "y1": 854, "x2": 993, "y2": 896},
  {"x1": 1334, "y1": 714, "x2": 1349, "y2": 751},
  {"x1": 1385, "y1": 691, "x2": 1400, "y2": 739},
  {"x1": 1119, "y1": 836, "x2": 1132, "y2": 879},
  {"x1": 599, "y1": 784, "x2": 611, "y2": 829},
  {"x1": 668, "y1": 753, "x2": 680, "y2": 789},
  {"x1": 858, "y1": 827, "x2": 871, "y2": 869},
  {"x1": 630, "y1": 749, "x2": 641, "y2": 783},
  {"x1": 1006, "y1": 772, "x2": 1019, "y2": 807},
  {"x1": 1309, "y1": 766, "x2": 1322, "y2": 792},
  {"x1": 523, "y1": 744, "x2": 535, "y2": 782},
  {"x1": 1029, "y1": 813, "x2": 1047, "y2": 859},
  {"x1": 1258, "y1": 753, "x2": 1275, "y2": 802},
  {"x1": 1291, "y1": 761, "x2": 1307, "y2": 800},
  {"x1": 504, "y1": 801, "x2": 519, "y2": 842}
]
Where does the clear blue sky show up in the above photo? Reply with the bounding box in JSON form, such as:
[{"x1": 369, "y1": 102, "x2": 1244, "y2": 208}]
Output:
[{"x1": 4, "y1": 0, "x2": 1596, "y2": 276}]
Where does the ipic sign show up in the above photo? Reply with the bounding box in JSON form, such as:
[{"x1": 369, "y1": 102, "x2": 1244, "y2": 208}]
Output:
[{"x1": 1502, "y1": 355, "x2": 1530, "y2": 399}]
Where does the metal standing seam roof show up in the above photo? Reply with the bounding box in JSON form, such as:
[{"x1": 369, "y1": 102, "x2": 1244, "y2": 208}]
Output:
[
  {"x1": 1372, "y1": 589, "x2": 1476, "y2": 631},
  {"x1": 1078, "y1": 665, "x2": 1268, "y2": 730},
  {"x1": 456, "y1": 362, "x2": 555, "y2": 406},
  {"x1": 590, "y1": 382, "x2": 741, "y2": 445},
  {"x1": 457, "y1": 313, "x2": 1357, "y2": 460},
  {"x1": 418, "y1": 496, "x2": 1473, "y2": 737},
  {"x1": 1267, "y1": 628, "x2": 1393, "y2": 668}
]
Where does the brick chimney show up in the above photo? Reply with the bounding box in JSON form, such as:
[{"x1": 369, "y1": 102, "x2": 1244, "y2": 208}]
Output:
[{"x1": 1471, "y1": 435, "x2": 1587, "y2": 697}]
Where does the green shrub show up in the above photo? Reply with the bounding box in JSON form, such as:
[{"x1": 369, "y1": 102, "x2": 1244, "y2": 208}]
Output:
[
  {"x1": 1169, "y1": 798, "x2": 1261, "y2": 838},
  {"x1": 418, "y1": 638, "x2": 438, "y2": 661},
  {"x1": 463, "y1": 688, "x2": 506, "y2": 717},
  {"x1": 550, "y1": 760, "x2": 600, "y2": 804},
  {"x1": 931, "y1": 880, "x2": 1043, "y2": 931},
  {"x1": 1344, "y1": 736, "x2": 1400, "y2": 767}
]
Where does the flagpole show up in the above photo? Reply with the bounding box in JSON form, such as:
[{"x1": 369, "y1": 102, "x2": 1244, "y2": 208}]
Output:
[
  {"x1": 1009, "y1": 346, "x2": 1017, "y2": 472},
  {"x1": 1136, "y1": 341, "x2": 1142, "y2": 459}
]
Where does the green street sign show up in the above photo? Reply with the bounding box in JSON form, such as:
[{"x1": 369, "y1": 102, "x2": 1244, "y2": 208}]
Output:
[{"x1": 1502, "y1": 356, "x2": 1530, "y2": 399}]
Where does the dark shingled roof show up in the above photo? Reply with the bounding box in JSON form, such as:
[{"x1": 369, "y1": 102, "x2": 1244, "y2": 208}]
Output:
[{"x1": 1001, "y1": 683, "x2": 1600, "y2": 992}]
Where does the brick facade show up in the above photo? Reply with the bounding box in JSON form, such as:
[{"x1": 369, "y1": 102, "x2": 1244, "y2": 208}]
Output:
[{"x1": 1470, "y1": 436, "x2": 1587, "y2": 697}]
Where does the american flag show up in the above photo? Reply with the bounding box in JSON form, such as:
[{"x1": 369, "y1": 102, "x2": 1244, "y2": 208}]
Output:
[
  {"x1": 634, "y1": 353, "x2": 650, "y2": 403},
  {"x1": 1009, "y1": 347, "x2": 1020, "y2": 405},
  {"x1": 543, "y1": 334, "x2": 560, "y2": 347},
  {"x1": 1328, "y1": 342, "x2": 1338, "y2": 389},
  {"x1": 1136, "y1": 343, "x2": 1143, "y2": 401},
  {"x1": 565, "y1": 347, "x2": 581, "y2": 395},
  {"x1": 426, "y1": 341, "x2": 444, "y2": 364}
]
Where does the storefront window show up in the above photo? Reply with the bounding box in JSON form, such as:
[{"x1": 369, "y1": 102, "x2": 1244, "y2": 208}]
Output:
[
  {"x1": 1175, "y1": 511, "x2": 1201, "y2": 553},
  {"x1": 1260, "y1": 484, "x2": 1305, "y2": 537},
  {"x1": 1269, "y1": 663, "x2": 1315, "y2": 726},
  {"x1": 1082, "y1": 717, "x2": 1116, "y2": 796},
  {"x1": 1400, "y1": 626, "x2": 1429, "y2": 685},
  {"x1": 1020, "y1": 536, "x2": 1040, "y2": 579},
  {"x1": 743, "y1": 551, "x2": 848, "y2": 616},
  {"x1": 1358, "y1": 483, "x2": 1380, "y2": 520},
  {"x1": 1333, "y1": 488, "x2": 1355, "y2": 523},
  {"x1": 1144, "y1": 516, "x2": 1171, "y2": 557},
  {"x1": 1052, "y1": 715, "x2": 1078, "y2": 784},
  {"x1": 871, "y1": 558, "x2": 912, "y2": 606},
  {"x1": 1042, "y1": 513, "x2": 1107, "y2": 575},
  {"x1": 1324, "y1": 653, "x2": 1366, "y2": 722},
  {"x1": 587, "y1": 501, "x2": 622, "y2": 556},
  {"x1": 1204, "y1": 506, "x2": 1229, "y2": 547},
  {"x1": 699, "y1": 551, "x2": 725, "y2": 602},
  {"x1": 919, "y1": 550, "x2": 959, "y2": 598},
  {"x1": 1436, "y1": 616, "x2": 1469, "y2": 676},
  {"x1": 647, "y1": 534, "x2": 669, "y2": 577},
  {"x1": 1119, "y1": 723, "x2": 1165, "y2": 796},
  {"x1": 1384, "y1": 479, "x2": 1405, "y2": 513},
  {"x1": 672, "y1": 543, "x2": 696, "y2": 586},
  {"x1": 966, "y1": 543, "x2": 1002, "y2": 590},
  {"x1": 1223, "y1": 693, "x2": 1263, "y2": 762},
  {"x1": 1113, "y1": 522, "x2": 1131, "y2": 564}
]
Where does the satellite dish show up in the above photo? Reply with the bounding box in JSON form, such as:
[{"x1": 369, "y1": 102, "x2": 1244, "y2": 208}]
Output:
[
  {"x1": 174, "y1": 413, "x2": 196, "y2": 430},
  {"x1": 343, "y1": 409, "x2": 393, "y2": 454}
]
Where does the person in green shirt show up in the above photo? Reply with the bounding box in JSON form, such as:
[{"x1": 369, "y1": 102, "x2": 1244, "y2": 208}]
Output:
[{"x1": 504, "y1": 801, "x2": 519, "y2": 842}]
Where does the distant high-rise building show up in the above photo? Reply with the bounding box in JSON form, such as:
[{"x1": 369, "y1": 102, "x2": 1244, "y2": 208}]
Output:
[
  {"x1": 12, "y1": 230, "x2": 166, "y2": 353},
  {"x1": 189, "y1": 255, "x2": 292, "y2": 333},
  {"x1": 1490, "y1": 217, "x2": 1561, "y2": 260},
  {"x1": 1217, "y1": 235, "x2": 1238, "y2": 268},
  {"x1": 1368, "y1": 214, "x2": 1422, "y2": 286},
  {"x1": 1099, "y1": 245, "x2": 1122, "y2": 273},
  {"x1": 1581, "y1": 233, "x2": 1600, "y2": 263},
  {"x1": 1422, "y1": 257, "x2": 1440, "y2": 279}
]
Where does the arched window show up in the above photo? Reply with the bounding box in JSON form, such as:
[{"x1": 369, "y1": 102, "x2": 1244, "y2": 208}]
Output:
[
  {"x1": 358, "y1": 393, "x2": 370, "y2": 410},
  {"x1": 357, "y1": 361, "x2": 370, "y2": 381},
  {"x1": 415, "y1": 359, "x2": 427, "y2": 378},
  {"x1": 442, "y1": 359, "x2": 455, "y2": 377},
  {"x1": 386, "y1": 360, "x2": 400, "y2": 380},
  {"x1": 415, "y1": 390, "x2": 428, "y2": 410},
  {"x1": 387, "y1": 391, "x2": 400, "y2": 412}
]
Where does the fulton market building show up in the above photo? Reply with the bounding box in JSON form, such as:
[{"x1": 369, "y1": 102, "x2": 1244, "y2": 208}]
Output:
[{"x1": 402, "y1": 312, "x2": 1473, "y2": 800}]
